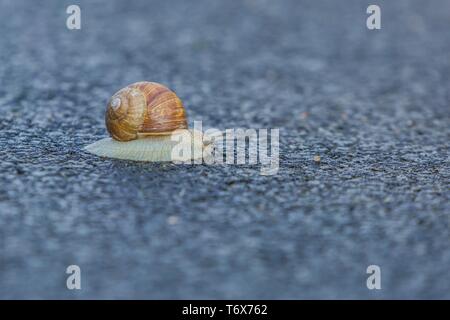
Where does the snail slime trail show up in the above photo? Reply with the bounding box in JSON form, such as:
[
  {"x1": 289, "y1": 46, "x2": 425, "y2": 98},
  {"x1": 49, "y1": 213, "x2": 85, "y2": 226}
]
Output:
[{"x1": 85, "y1": 82, "x2": 211, "y2": 162}]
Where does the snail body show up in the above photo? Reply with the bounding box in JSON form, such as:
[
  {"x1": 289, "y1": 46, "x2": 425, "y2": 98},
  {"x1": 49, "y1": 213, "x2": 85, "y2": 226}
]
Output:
[{"x1": 84, "y1": 82, "x2": 210, "y2": 162}]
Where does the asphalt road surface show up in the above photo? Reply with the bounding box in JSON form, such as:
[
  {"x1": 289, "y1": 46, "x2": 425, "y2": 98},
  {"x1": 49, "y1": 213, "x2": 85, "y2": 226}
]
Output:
[{"x1": 0, "y1": 0, "x2": 449, "y2": 298}]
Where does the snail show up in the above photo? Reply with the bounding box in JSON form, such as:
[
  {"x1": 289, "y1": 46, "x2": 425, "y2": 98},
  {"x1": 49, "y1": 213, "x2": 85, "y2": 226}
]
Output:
[{"x1": 84, "y1": 81, "x2": 211, "y2": 162}]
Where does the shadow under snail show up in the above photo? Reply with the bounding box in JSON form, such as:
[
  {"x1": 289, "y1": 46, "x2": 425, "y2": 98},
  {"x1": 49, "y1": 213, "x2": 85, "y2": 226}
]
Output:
[{"x1": 84, "y1": 81, "x2": 211, "y2": 162}]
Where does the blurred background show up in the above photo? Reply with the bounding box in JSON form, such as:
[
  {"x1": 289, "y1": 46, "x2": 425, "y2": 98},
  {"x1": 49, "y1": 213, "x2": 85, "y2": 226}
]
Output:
[{"x1": 0, "y1": 0, "x2": 449, "y2": 298}]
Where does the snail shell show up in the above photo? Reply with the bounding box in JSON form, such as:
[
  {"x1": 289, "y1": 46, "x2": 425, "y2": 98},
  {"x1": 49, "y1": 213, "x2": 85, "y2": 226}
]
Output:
[{"x1": 106, "y1": 81, "x2": 188, "y2": 141}]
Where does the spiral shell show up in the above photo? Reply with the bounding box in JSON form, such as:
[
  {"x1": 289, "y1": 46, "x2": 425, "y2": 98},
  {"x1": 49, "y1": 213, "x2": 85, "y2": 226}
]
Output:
[{"x1": 105, "y1": 82, "x2": 188, "y2": 141}]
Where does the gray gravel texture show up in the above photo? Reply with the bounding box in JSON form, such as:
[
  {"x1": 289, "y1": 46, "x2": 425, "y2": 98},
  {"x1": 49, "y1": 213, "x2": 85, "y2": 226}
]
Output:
[{"x1": 0, "y1": 0, "x2": 449, "y2": 299}]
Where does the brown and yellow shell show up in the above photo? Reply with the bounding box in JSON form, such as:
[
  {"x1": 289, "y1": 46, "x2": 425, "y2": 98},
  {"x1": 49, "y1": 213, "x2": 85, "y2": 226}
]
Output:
[{"x1": 105, "y1": 82, "x2": 188, "y2": 141}]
